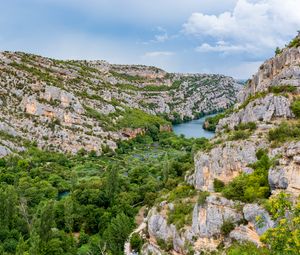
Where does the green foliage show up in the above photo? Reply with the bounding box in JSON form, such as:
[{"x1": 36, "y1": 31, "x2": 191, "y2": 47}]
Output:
[
  {"x1": 0, "y1": 129, "x2": 206, "y2": 254},
  {"x1": 269, "y1": 85, "x2": 297, "y2": 94},
  {"x1": 104, "y1": 213, "x2": 134, "y2": 255},
  {"x1": 288, "y1": 35, "x2": 300, "y2": 48},
  {"x1": 261, "y1": 193, "x2": 300, "y2": 254},
  {"x1": 130, "y1": 233, "x2": 143, "y2": 252},
  {"x1": 197, "y1": 191, "x2": 210, "y2": 205},
  {"x1": 268, "y1": 122, "x2": 300, "y2": 144},
  {"x1": 221, "y1": 219, "x2": 235, "y2": 236},
  {"x1": 222, "y1": 150, "x2": 272, "y2": 202},
  {"x1": 204, "y1": 113, "x2": 225, "y2": 131},
  {"x1": 275, "y1": 47, "x2": 282, "y2": 56},
  {"x1": 291, "y1": 99, "x2": 300, "y2": 118},
  {"x1": 167, "y1": 201, "x2": 193, "y2": 229},
  {"x1": 229, "y1": 130, "x2": 251, "y2": 141},
  {"x1": 168, "y1": 185, "x2": 196, "y2": 202},
  {"x1": 157, "y1": 238, "x2": 173, "y2": 251},
  {"x1": 203, "y1": 108, "x2": 234, "y2": 131},
  {"x1": 227, "y1": 242, "x2": 270, "y2": 255},
  {"x1": 116, "y1": 108, "x2": 169, "y2": 129},
  {"x1": 213, "y1": 178, "x2": 225, "y2": 192},
  {"x1": 234, "y1": 122, "x2": 257, "y2": 131}
]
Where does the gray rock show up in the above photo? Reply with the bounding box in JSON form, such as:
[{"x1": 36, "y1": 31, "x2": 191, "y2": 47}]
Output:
[
  {"x1": 188, "y1": 140, "x2": 262, "y2": 191},
  {"x1": 243, "y1": 204, "x2": 275, "y2": 235},
  {"x1": 217, "y1": 94, "x2": 293, "y2": 131},
  {"x1": 190, "y1": 196, "x2": 243, "y2": 238}
]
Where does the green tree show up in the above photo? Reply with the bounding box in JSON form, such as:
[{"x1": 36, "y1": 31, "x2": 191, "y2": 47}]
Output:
[{"x1": 104, "y1": 213, "x2": 133, "y2": 255}]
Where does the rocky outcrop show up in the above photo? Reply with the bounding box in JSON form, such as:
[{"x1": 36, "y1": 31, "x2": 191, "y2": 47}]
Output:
[
  {"x1": 243, "y1": 204, "x2": 275, "y2": 236},
  {"x1": 188, "y1": 196, "x2": 243, "y2": 238},
  {"x1": 269, "y1": 141, "x2": 300, "y2": 197},
  {"x1": 229, "y1": 225, "x2": 262, "y2": 246},
  {"x1": 238, "y1": 40, "x2": 300, "y2": 102},
  {"x1": 217, "y1": 94, "x2": 293, "y2": 131},
  {"x1": 188, "y1": 140, "x2": 264, "y2": 191}
]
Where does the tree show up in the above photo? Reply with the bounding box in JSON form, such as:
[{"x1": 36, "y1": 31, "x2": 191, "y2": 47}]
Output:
[
  {"x1": 106, "y1": 165, "x2": 119, "y2": 204},
  {"x1": 104, "y1": 213, "x2": 133, "y2": 255}
]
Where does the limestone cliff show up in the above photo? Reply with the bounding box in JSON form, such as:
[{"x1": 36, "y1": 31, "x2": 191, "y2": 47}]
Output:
[
  {"x1": 0, "y1": 51, "x2": 241, "y2": 156},
  {"x1": 135, "y1": 34, "x2": 300, "y2": 255}
]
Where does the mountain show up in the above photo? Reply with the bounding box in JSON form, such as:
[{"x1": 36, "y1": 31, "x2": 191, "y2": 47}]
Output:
[
  {"x1": 138, "y1": 34, "x2": 300, "y2": 254},
  {"x1": 0, "y1": 51, "x2": 240, "y2": 156}
]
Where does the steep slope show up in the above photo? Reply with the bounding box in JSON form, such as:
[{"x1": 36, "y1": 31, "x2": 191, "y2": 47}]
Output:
[
  {"x1": 137, "y1": 34, "x2": 300, "y2": 255},
  {"x1": 0, "y1": 51, "x2": 241, "y2": 156}
]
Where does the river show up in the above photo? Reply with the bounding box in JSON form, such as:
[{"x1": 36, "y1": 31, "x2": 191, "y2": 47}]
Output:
[{"x1": 172, "y1": 114, "x2": 215, "y2": 139}]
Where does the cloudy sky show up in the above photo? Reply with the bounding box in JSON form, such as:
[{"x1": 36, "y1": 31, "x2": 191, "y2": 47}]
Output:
[{"x1": 1, "y1": 0, "x2": 300, "y2": 78}]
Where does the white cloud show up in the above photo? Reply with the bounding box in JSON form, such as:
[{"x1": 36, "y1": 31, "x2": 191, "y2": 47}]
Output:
[
  {"x1": 196, "y1": 41, "x2": 256, "y2": 53},
  {"x1": 144, "y1": 51, "x2": 174, "y2": 57},
  {"x1": 183, "y1": 0, "x2": 300, "y2": 54}
]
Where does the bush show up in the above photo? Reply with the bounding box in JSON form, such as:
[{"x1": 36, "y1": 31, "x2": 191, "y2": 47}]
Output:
[
  {"x1": 269, "y1": 85, "x2": 297, "y2": 94},
  {"x1": 291, "y1": 100, "x2": 300, "y2": 118},
  {"x1": 234, "y1": 122, "x2": 257, "y2": 131},
  {"x1": 288, "y1": 36, "x2": 300, "y2": 48},
  {"x1": 203, "y1": 113, "x2": 225, "y2": 131},
  {"x1": 130, "y1": 233, "x2": 143, "y2": 252},
  {"x1": 221, "y1": 219, "x2": 235, "y2": 236},
  {"x1": 157, "y1": 238, "x2": 173, "y2": 251},
  {"x1": 116, "y1": 108, "x2": 169, "y2": 129},
  {"x1": 268, "y1": 122, "x2": 300, "y2": 143},
  {"x1": 227, "y1": 242, "x2": 270, "y2": 255},
  {"x1": 168, "y1": 185, "x2": 196, "y2": 201},
  {"x1": 213, "y1": 178, "x2": 225, "y2": 192},
  {"x1": 230, "y1": 130, "x2": 251, "y2": 140},
  {"x1": 197, "y1": 191, "x2": 210, "y2": 205},
  {"x1": 275, "y1": 47, "x2": 282, "y2": 56},
  {"x1": 167, "y1": 201, "x2": 193, "y2": 229},
  {"x1": 222, "y1": 150, "x2": 272, "y2": 202}
]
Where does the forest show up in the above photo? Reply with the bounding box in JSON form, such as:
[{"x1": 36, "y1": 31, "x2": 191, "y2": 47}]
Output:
[{"x1": 0, "y1": 128, "x2": 210, "y2": 255}]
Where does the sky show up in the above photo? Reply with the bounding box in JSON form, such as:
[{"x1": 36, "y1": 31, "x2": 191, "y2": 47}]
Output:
[{"x1": 1, "y1": 0, "x2": 300, "y2": 79}]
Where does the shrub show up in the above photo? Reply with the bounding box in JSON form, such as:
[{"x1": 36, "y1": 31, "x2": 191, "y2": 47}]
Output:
[
  {"x1": 291, "y1": 100, "x2": 300, "y2": 118},
  {"x1": 167, "y1": 201, "x2": 193, "y2": 229},
  {"x1": 227, "y1": 242, "x2": 270, "y2": 255},
  {"x1": 275, "y1": 47, "x2": 282, "y2": 56},
  {"x1": 261, "y1": 193, "x2": 299, "y2": 254},
  {"x1": 234, "y1": 122, "x2": 257, "y2": 131},
  {"x1": 269, "y1": 85, "x2": 297, "y2": 94},
  {"x1": 203, "y1": 113, "x2": 225, "y2": 131},
  {"x1": 197, "y1": 191, "x2": 210, "y2": 205},
  {"x1": 213, "y1": 178, "x2": 225, "y2": 192},
  {"x1": 168, "y1": 185, "x2": 196, "y2": 202},
  {"x1": 130, "y1": 233, "x2": 143, "y2": 252},
  {"x1": 221, "y1": 219, "x2": 235, "y2": 236},
  {"x1": 268, "y1": 122, "x2": 300, "y2": 143},
  {"x1": 229, "y1": 130, "x2": 251, "y2": 140},
  {"x1": 157, "y1": 238, "x2": 173, "y2": 251},
  {"x1": 288, "y1": 36, "x2": 300, "y2": 48},
  {"x1": 116, "y1": 108, "x2": 169, "y2": 129},
  {"x1": 222, "y1": 150, "x2": 272, "y2": 202}
]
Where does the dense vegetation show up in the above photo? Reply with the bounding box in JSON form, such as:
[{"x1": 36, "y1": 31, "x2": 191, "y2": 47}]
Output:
[{"x1": 0, "y1": 131, "x2": 210, "y2": 255}]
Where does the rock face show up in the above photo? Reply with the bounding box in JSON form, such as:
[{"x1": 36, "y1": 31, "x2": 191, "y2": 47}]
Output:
[
  {"x1": 238, "y1": 45, "x2": 300, "y2": 103},
  {"x1": 269, "y1": 142, "x2": 300, "y2": 197},
  {"x1": 189, "y1": 196, "x2": 243, "y2": 238},
  {"x1": 217, "y1": 94, "x2": 293, "y2": 131},
  {"x1": 243, "y1": 204, "x2": 275, "y2": 236},
  {"x1": 0, "y1": 51, "x2": 241, "y2": 156},
  {"x1": 188, "y1": 140, "x2": 264, "y2": 191}
]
